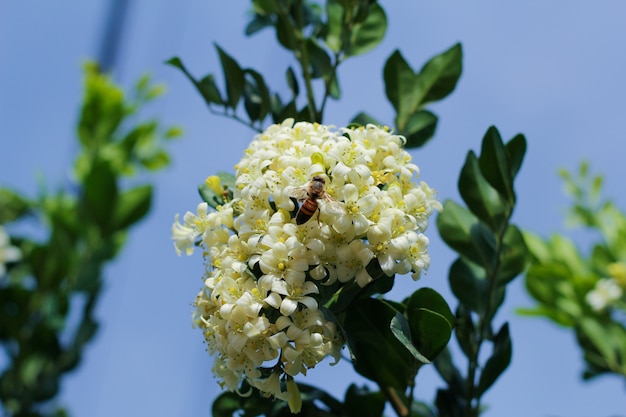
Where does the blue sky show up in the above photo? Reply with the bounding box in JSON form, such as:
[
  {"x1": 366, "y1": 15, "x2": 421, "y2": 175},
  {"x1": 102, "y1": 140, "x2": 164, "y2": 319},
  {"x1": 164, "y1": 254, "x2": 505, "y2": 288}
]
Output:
[{"x1": 1, "y1": 1, "x2": 626, "y2": 416}]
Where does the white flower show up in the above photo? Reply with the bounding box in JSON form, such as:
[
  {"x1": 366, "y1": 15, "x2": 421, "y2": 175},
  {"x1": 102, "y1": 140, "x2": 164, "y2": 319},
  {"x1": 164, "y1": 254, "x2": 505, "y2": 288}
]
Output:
[
  {"x1": 174, "y1": 120, "x2": 440, "y2": 401},
  {"x1": 0, "y1": 226, "x2": 21, "y2": 276},
  {"x1": 586, "y1": 278, "x2": 623, "y2": 311}
]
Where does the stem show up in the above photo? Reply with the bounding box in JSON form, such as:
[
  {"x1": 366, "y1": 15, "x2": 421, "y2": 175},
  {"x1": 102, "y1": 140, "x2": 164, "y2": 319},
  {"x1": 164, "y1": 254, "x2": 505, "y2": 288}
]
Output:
[
  {"x1": 291, "y1": 0, "x2": 318, "y2": 122},
  {"x1": 379, "y1": 384, "x2": 409, "y2": 417},
  {"x1": 207, "y1": 106, "x2": 262, "y2": 133},
  {"x1": 465, "y1": 208, "x2": 513, "y2": 417},
  {"x1": 318, "y1": 51, "x2": 342, "y2": 118}
]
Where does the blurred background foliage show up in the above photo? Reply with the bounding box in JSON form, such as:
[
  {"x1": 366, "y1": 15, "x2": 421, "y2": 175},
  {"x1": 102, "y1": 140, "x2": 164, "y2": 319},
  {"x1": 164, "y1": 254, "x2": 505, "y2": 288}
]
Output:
[
  {"x1": 523, "y1": 162, "x2": 626, "y2": 382},
  {"x1": 0, "y1": 63, "x2": 180, "y2": 417}
]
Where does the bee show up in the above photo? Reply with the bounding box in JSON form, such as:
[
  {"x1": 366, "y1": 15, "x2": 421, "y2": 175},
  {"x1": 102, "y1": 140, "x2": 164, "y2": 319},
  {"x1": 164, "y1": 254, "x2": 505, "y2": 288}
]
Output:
[{"x1": 288, "y1": 176, "x2": 344, "y2": 225}]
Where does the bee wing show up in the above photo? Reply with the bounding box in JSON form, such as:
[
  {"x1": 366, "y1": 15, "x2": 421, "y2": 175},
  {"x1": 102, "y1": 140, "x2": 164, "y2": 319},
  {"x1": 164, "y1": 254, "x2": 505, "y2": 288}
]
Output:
[
  {"x1": 286, "y1": 185, "x2": 309, "y2": 201},
  {"x1": 320, "y1": 195, "x2": 346, "y2": 215}
]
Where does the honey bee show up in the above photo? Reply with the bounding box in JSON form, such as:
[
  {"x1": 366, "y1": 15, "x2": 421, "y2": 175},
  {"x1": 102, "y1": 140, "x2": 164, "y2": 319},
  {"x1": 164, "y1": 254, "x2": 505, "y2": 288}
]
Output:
[{"x1": 288, "y1": 176, "x2": 344, "y2": 225}]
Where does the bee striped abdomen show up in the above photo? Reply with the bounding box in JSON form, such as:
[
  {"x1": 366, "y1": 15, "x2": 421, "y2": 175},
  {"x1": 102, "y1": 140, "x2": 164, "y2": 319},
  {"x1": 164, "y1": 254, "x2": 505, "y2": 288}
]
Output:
[{"x1": 296, "y1": 199, "x2": 318, "y2": 224}]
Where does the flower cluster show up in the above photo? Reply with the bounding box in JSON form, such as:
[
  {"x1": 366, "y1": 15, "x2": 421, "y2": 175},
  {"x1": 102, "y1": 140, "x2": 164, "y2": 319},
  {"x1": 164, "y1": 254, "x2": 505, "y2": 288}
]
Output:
[
  {"x1": 586, "y1": 262, "x2": 626, "y2": 311},
  {"x1": 172, "y1": 120, "x2": 441, "y2": 410}
]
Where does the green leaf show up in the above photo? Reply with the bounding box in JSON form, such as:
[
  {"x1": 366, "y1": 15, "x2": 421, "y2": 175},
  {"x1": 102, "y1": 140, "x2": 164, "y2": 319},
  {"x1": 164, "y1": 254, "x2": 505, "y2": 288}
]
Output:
[
  {"x1": 245, "y1": 14, "x2": 273, "y2": 36},
  {"x1": 140, "y1": 149, "x2": 171, "y2": 171},
  {"x1": 350, "y1": 112, "x2": 383, "y2": 128},
  {"x1": 458, "y1": 150, "x2": 510, "y2": 231},
  {"x1": 165, "y1": 57, "x2": 223, "y2": 105},
  {"x1": 478, "y1": 322, "x2": 512, "y2": 395},
  {"x1": 276, "y1": 13, "x2": 297, "y2": 50},
  {"x1": 478, "y1": 126, "x2": 516, "y2": 205},
  {"x1": 212, "y1": 391, "x2": 243, "y2": 417},
  {"x1": 82, "y1": 159, "x2": 118, "y2": 231},
  {"x1": 433, "y1": 348, "x2": 466, "y2": 397},
  {"x1": 454, "y1": 304, "x2": 476, "y2": 358},
  {"x1": 437, "y1": 200, "x2": 497, "y2": 270},
  {"x1": 345, "y1": 3, "x2": 387, "y2": 57},
  {"x1": 344, "y1": 385, "x2": 386, "y2": 417},
  {"x1": 286, "y1": 66, "x2": 299, "y2": 99},
  {"x1": 111, "y1": 185, "x2": 152, "y2": 231},
  {"x1": 404, "y1": 110, "x2": 438, "y2": 148},
  {"x1": 415, "y1": 43, "x2": 463, "y2": 105},
  {"x1": 496, "y1": 225, "x2": 528, "y2": 285},
  {"x1": 252, "y1": 0, "x2": 278, "y2": 15},
  {"x1": 343, "y1": 298, "x2": 416, "y2": 390},
  {"x1": 448, "y1": 258, "x2": 487, "y2": 314},
  {"x1": 243, "y1": 69, "x2": 271, "y2": 122},
  {"x1": 214, "y1": 44, "x2": 245, "y2": 108},
  {"x1": 197, "y1": 74, "x2": 224, "y2": 105},
  {"x1": 405, "y1": 288, "x2": 454, "y2": 360},
  {"x1": 325, "y1": 0, "x2": 344, "y2": 53},
  {"x1": 504, "y1": 133, "x2": 527, "y2": 179},
  {"x1": 78, "y1": 64, "x2": 125, "y2": 148},
  {"x1": 390, "y1": 313, "x2": 430, "y2": 363},
  {"x1": 383, "y1": 50, "x2": 418, "y2": 129},
  {"x1": 306, "y1": 38, "x2": 332, "y2": 79}
]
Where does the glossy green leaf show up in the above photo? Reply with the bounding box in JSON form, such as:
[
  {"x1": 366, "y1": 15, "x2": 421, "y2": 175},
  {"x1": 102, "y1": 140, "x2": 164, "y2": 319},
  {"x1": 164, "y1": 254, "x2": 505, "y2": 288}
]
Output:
[
  {"x1": 404, "y1": 110, "x2": 438, "y2": 148},
  {"x1": 243, "y1": 69, "x2": 271, "y2": 122},
  {"x1": 197, "y1": 74, "x2": 224, "y2": 105},
  {"x1": 415, "y1": 43, "x2": 463, "y2": 106},
  {"x1": 478, "y1": 322, "x2": 512, "y2": 395},
  {"x1": 459, "y1": 150, "x2": 510, "y2": 231},
  {"x1": 276, "y1": 13, "x2": 297, "y2": 50},
  {"x1": 437, "y1": 200, "x2": 497, "y2": 270},
  {"x1": 345, "y1": 3, "x2": 387, "y2": 57},
  {"x1": 449, "y1": 258, "x2": 487, "y2": 314},
  {"x1": 505, "y1": 133, "x2": 527, "y2": 179},
  {"x1": 286, "y1": 66, "x2": 299, "y2": 98},
  {"x1": 344, "y1": 384, "x2": 386, "y2": 417},
  {"x1": 165, "y1": 57, "x2": 223, "y2": 105},
  {"x1": 383, "y1": 50, "x2": 418, "y2": 128},
  {"x1": 306, "y1": 38, "x2": 332, "y2": 79},
  {"x1": 405, "y1": 288, "x2": 454, "y2": 360},
  {"x1": 478, "y1": 126, "x2": 516, "y2": 205},
  {"x1": 111, "y1": 185, "x2": 152, "y2": 231},
  {"x1": 390, "y1": 313, "x2": 430, "y2": 363},
  {"x1": 343, "y1": 298, "x2": 416, "y2": 390},
  {"x1": 214, "y1": 44, "x2": 245, "y2": 108},
  {"x1": 496, "y1": 225, "x2": 528, "y2": 285}
]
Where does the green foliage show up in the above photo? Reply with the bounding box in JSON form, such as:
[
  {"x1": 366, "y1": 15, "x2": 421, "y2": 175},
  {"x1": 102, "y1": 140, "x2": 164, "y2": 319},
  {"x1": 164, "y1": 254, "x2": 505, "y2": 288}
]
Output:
[
  {"x1": 166, "y1": 0, "x2": 459, "y2": 145},
  {"x1": 171, "y1": 2, "x2": 530, "y2": 417},
  {"x1": 523, "y1": 162, "x2": 626, "y2": 381},
  {"x1": 383, "y1": 44, "x2": 462, "y2": 148},
  {"x1": 0, "y1": 63, "x2": 178, "y2": 417},
  {"x1": 434, "y1": 126, "x2": 527, "y2": 417}
]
